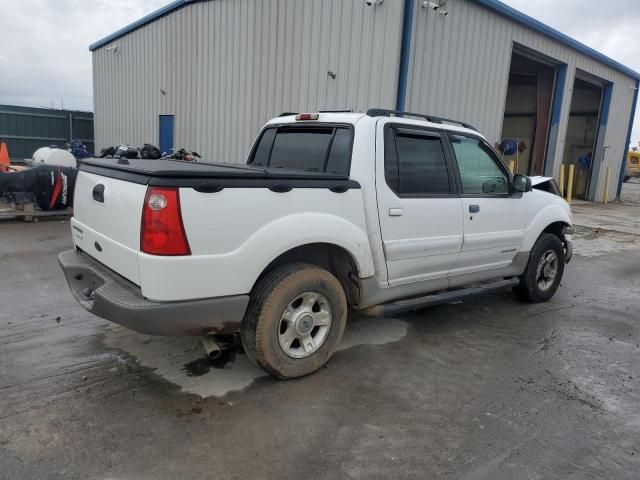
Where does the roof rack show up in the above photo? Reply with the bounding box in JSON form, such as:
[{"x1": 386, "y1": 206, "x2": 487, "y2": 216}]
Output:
[
  {"x1": 366, "y1": 108, "x2": 478, "y2": 131},
  {"x1": 277, "y1": 109, "x2": 354, "y2": 117}
]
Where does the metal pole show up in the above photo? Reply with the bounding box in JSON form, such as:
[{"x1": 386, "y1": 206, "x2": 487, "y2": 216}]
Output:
[
  {"x1": 567, "y1": 164, "x2": 575, "y2": 205},
  {"x1": 559, "y1": 164, "x2": 565, "y2": 198},
  {"x1": 68, "y1": 113, "x2": 73, "y2": 142},
  {"x1": 603, "y1": 164, "x2": 611, "y2": 205}
]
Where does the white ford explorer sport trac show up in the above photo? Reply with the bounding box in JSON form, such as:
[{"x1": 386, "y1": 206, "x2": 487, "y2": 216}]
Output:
[{"x1": 59, "y1": 109, "x2": 573, "y2": 378}]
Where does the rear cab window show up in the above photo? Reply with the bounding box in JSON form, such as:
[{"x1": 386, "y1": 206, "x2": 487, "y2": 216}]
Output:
[{"x1": 248, "y1": 125, "x2": 354, "y2": 176}]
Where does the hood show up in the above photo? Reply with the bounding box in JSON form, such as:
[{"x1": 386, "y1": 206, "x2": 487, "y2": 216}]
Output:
[{"x1": 530, "y1": 176, "x2": 553, "y2": 186}]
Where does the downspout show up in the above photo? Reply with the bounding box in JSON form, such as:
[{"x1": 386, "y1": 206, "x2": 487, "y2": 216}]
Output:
[
  {"x1": 617, "y1": 78, "x2": 639, "y2": 199},
  {"x1": 396, "y1": 0, "x2": 415, "y2": 111}
]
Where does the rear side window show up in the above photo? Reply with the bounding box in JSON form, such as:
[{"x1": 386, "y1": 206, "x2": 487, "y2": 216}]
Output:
[
  {"x1": 248, "y1": 126, "x2": 353, "y2": 176},
  {"x1": 385, "y1": 127, "x2": 452, "y2": 195}
]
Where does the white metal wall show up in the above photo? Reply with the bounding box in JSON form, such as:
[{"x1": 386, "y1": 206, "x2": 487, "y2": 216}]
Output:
[
  {"x1": 93, "y1": 0, "x2": 404, "y2": 163},
  {"x1": 404, "y1": 0, "x2": 637, "y2": 201}
]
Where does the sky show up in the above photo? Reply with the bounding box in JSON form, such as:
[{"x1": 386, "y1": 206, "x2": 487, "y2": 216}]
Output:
[{"x1": 0, "y1": 0, "x2": 638, "y2": 146}]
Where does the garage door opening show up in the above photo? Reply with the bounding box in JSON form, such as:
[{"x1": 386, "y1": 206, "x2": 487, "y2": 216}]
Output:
[
  {"x1": 561, "y1": 74, "x2": 609, "y2": 201},
  {"x1": 500, "y1": 51, "x2": 558, "y2": 176}
]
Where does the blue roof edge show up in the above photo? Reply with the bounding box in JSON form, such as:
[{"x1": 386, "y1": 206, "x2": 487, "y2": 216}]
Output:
[
  {"x1": 474, "y1": 0, "x2": 640, "y2": 80},
  {"x1": 89, "y1": 0, "x2": 640, "y2": 80},
  {"x1": 89, "y1": 0, "x2": 189, "y2": 51}
]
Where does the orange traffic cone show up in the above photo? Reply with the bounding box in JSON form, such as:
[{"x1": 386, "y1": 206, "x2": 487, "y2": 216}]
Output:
[{"x1": 0, "y1": 143, "x2": 10, "y2": 173}]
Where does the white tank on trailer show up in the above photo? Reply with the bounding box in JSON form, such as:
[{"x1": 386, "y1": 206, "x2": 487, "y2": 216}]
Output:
[{"x1": 32, "y1": 147, "x2": 77, "y2": 168}]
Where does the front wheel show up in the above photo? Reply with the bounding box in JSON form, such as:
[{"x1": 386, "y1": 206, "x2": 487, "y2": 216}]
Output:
[
  {"x1": 241, "y1": 263, "x2": 347, "y2": 379},
  {"x1": 513, "y1": 233, "x2": 565, "y2": 303}
]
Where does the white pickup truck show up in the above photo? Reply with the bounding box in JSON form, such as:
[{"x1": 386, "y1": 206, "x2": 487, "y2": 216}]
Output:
[{"x1": 59, "y1": 109, "x2": 573, "y2": 378}]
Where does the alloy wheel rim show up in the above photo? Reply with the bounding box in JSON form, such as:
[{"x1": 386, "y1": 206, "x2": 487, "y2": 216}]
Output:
[
  {"x1": 536, "y1": 250, "x2": 559, "y2": 291},
  {"x1": 277, "y1": 291, "x2": 332, "y2": 359}
]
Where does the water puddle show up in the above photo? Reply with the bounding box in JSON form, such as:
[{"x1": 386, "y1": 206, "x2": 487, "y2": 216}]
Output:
[
  {"x1": 103, "y1": 316, "x2": 408, "y2": 398},
  {"x1": 181, "y1": 349, "x2": 239, "y2": 377}
]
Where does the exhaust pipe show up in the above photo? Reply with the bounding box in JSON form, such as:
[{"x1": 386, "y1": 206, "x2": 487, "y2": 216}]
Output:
[{"x1": 201, "y1": 335, "x2": 222, "y2": 360}]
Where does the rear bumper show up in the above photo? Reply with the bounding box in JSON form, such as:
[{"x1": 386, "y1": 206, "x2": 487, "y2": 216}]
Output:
[{"x1": 58, "y1": 249, "x2": 249, "y2": 336}]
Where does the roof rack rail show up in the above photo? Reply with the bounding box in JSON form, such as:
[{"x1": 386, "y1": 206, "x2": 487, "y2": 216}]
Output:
[
  {"x1": 278, "y1": 109, "x2": 354, "y2": 117},
  {"x1": 366, "y1": 108, "x2": 478, "y2": 131}
]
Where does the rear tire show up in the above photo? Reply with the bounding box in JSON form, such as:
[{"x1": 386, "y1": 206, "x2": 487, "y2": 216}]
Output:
[
  {"x1": 241, "y1": 263, "x2": 347, "y2": 379},
  {"x1": 513, "y1": 233, "x2": 565, "y2": 303}
]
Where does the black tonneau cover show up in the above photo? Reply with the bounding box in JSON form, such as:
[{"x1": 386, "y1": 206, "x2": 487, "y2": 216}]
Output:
[{"x1": 78, "y1": 158, "x2": 360, "y2": 190}]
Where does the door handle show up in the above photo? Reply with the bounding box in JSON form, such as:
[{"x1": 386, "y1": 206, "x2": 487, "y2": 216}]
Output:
[
  {"x1": 469, "y1": 204, "x2": 480, "y2": 213},
  {"x1": 389, "y1": 208, "x2": 404, "y2": 217}
]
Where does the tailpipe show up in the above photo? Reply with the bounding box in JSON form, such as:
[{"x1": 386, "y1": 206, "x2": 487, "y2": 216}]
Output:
[{"x1": 201, "y1": 335, "x2": 222, "y2": 360}]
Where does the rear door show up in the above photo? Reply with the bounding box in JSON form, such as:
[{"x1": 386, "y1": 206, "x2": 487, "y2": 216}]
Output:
[
  {"x1": 159, "y1": 115, "x2": 175, "y2": 155},
  {"x1": 447, "y1": 134, "x2": 526, "y2": 276},
  {"x1": 376, "y1": 122, "x2": 464, "y2": 286}
]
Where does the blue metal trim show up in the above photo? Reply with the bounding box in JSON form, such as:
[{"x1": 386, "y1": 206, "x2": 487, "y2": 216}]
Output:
[
  {"x1": 599, "y1": 84, "x2": 613, "y2": 129},
  {"x1": 89, "y1": 0, "x2": 190, "y2": 51},
  {"x1": 617, "y1": 79, "x2": 640, "y2": 197},
  {"x1": 473, "y1": 0, "x2": 640, "y2": 80},
  {"x1": 550, "y1": 65, "x2": 567, "y2": 127},
  {"x1": 587, "y1": 83, "x2": 613, "y2": 201},
  {"x1": 396, "y1": 0, "x2": 415, "y2": 111},
  {"x1": 543, "y1": 64, "x2": 567, "y2": 177}
]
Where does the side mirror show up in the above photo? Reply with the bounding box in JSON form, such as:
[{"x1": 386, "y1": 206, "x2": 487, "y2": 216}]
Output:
[{"x1": 513, "y1": 174, "x2": 532, "y2": 193}]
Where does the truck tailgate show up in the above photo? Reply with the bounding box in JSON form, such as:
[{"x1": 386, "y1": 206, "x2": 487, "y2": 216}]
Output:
[{"x1": 71, "y1": 170, "x2": 146, "y2": 285}]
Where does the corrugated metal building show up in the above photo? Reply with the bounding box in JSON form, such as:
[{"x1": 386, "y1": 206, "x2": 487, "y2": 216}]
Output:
[
  {"x1": 90, "y1": 0, "x2": 639, "y2": 202},
  {"x1": 0, "y1": 105, "x2": 94, "y2": 160}
]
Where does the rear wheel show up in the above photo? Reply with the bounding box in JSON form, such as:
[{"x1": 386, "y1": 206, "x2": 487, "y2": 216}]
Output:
[
  {"x1": 241, "y1": 263, "x2": 347, "y2": 379},
  {"x1": 513, "y1": 233, "x2": 565, "y2": 303}
]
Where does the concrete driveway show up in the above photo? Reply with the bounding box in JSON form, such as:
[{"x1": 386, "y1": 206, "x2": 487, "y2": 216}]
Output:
[
  {"x1": 621, "y1": 177, "x2": 640, "y2": 204},
  {"x1": 1, "y1": 206, "x2": 640, "y2": 479}
]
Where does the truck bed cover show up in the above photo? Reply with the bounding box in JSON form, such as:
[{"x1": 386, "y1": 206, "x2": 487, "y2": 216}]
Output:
[{"x1": 79, "y1": 158, "x2": 352, "y2": 181}]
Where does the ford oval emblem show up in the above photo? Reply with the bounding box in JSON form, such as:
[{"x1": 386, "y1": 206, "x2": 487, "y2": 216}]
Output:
[{"x1": 94, "y1": 241, "x2": 103, "y2": 252}]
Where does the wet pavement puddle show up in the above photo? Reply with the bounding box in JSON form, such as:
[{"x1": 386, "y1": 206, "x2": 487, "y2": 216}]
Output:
[{"x1": 103, "y1": 316, "x2": 408, "y2": 398}]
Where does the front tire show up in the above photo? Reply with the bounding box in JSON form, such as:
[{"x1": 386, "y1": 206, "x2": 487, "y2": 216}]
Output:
[
  {"x1": 241, "y1": 263, "x2": 347, "y2": 379},
  {"x1": 513, "y1": 233, "x2": 565, "y2": 303}
]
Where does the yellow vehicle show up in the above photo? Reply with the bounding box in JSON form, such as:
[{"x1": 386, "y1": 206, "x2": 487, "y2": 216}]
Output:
[{"x1": 625, "y1": 150, "x2": 640, "y2": 182}]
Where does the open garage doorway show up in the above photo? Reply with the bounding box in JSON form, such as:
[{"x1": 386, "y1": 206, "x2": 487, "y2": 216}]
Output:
[
  {"x1": 500, "y1": 50, "x2": 559, "y2": 176},
  {"x1": 561, "y1": 73, "x2": 610, "y2": 201}
]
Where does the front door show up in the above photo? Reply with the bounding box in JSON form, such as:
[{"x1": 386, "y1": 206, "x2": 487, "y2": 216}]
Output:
[
  {"x1": 376, "y1": 122, "x2": 464, "y2": 286},
  {"x1": 447, "y1": 134, "x2": 526, "y2": 276}
]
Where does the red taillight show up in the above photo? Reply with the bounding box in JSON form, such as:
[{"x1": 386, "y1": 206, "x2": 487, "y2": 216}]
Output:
[{"x1": 141, "y1": 187, "x2": 191, "y2": 256}]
